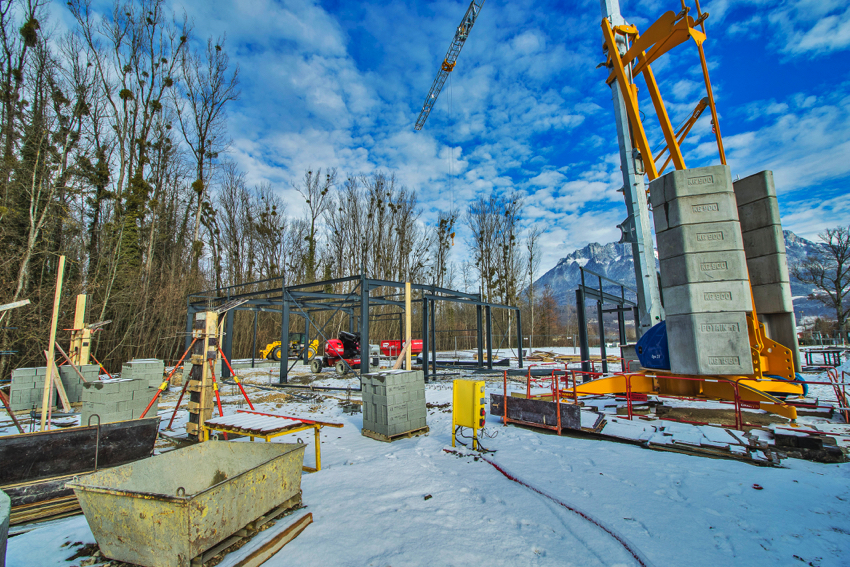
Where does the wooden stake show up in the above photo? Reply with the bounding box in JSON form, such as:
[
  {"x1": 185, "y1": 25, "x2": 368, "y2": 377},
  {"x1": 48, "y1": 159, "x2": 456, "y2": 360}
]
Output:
[
  {"x1": 40, "y1": 255, "x2": 66, "y2": 431},
  {"x1": 44, "y1": 351, "x2": 71, "y2": 413},
  {"x1": 232, "y1": 513, "x2": 313, "y2": 567},
  {"x1": 392, "y1": 341, "x2": 411, "y2": 370},
  {"x1": 405, "y1": 282, "x2": 412, "y2": 371}
]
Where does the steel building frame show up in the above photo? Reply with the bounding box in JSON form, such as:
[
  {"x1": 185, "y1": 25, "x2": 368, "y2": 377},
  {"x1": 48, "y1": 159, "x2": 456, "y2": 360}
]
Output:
[
  {"x1": 186, "y1": 274, "x2": 522, "y2": 384},
  {"x1": 575, "y1": 267, "x2": 638, "y2": 376}
]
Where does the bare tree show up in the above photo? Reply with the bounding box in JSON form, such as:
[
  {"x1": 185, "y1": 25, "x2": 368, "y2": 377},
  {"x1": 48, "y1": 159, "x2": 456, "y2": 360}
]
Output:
[
  {"x1": 793, "y1": 226, "x2": 850, "y2": 335},
  {"x1": 174, "y1": 35, "x2": 239, "y2": 272},
  {"x1": 525, "y1": 224, "x2": 543, "y2": 350},
  {"x1": 295, "y1": 168, "x2": 335, "y2": 282}
]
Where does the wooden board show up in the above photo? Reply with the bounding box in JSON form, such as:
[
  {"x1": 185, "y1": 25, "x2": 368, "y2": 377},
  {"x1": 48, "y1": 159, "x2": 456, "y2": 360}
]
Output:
[
  {"x1": 489, "y1": 393, "x2": 581, "y2": 431},
  {"x1": 0, "y1": 417, "x2": 159, "y2": 487},
  {"x1": 361, "y1": 426, "x2": 430, "y2": 443}
]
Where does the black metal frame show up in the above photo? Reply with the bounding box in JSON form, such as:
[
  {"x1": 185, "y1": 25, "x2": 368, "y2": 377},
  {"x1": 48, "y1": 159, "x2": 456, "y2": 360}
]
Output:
[
  {"x1": 575, "y1": 267, "x2": 638, "y2": 377},
  {"x1": 186, "y1": 274, "x2": 522, "y2": 384}
]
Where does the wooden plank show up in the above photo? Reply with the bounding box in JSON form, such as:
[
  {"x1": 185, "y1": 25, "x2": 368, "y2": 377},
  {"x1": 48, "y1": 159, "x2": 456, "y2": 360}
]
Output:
[
  {"x1": 41, "y1": 256, "x2": 66, "y2": 430},
  {"x1": 405, "y1": 282, "x2": 412, "y2": 371},
  {"x1": 490, "y1": 393, "x2": 581, "y2": 431},
  {"x1": 0, "y1": 299, "x2": 30, "y2": 313},
  {"x1": 44, "y1": 352, "x2": 71, "y2": 412},
  {"x1": 0, "y1": 418, "x2": 159, "y2": 486},
  {"x1": 53, "y1": 342, "x2": 89, "y2": 383},
  {"x1": 233, "y1": 513, "x2": 313, "y2": 567},
  {"x1": 392, "y1": 340, "x2": 411, "y2": 370}
]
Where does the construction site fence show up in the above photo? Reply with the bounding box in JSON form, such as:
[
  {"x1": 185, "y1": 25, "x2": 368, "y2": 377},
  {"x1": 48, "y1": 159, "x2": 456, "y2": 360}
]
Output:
[{"x1": 502, "y1": 367, "x2": 850, "y2": 433}]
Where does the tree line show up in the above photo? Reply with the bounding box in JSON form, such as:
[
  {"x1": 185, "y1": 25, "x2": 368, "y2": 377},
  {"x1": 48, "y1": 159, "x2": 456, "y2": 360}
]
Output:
[{"x1": 0, "y1": 0, "x2": 570, "y2": 374}]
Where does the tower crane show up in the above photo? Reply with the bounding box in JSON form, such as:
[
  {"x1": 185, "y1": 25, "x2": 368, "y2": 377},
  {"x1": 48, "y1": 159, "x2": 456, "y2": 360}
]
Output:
[{"x1": 414, "y1": 0, "x2": 485, "y2": 131}]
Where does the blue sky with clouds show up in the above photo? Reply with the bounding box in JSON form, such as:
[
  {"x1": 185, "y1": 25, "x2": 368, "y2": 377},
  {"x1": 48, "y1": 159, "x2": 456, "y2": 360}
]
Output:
[{"x1": 50, "y1": 0, "x2": 850, "y2": 275}]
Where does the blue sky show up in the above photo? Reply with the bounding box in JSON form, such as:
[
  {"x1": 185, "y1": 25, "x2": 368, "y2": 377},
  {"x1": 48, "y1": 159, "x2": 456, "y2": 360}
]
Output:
[{"x1": 51, "y1": 0, "x2": 850, "y2": 276}]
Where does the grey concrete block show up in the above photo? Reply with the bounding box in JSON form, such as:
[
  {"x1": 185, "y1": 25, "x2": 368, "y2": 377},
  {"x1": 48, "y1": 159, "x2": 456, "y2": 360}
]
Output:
[
  {"x1": 737, "y1": 197, "x2": 781, "y2": 234},
  {"x1": 752, "y1": 283, "x2": 793, "y2": 313},
  {"x1": 656, "y1": 193, "x2": 741, "y2": 232},
  {"x1": 741, "y1": 224, "x2": 785, "y2": 258},
  {"x1": 660, "y1": 251, "x2": 749, "y2": 288},
  {"x1": 663, "y1": 280, "x2": 753, "y2": 316},
  {"x1": 11, "y1": 368, "x2": 36, "y2": 377},
  {"x1": 733, "y1": 170, "x2": 775, "y2": 206},
  {"x1": 657, "y1": 221, "x2": 745, "y2": 259},
  {"x1": 387, "y1": 403, "x2": 408, "y2": 418},
  {"x1": 667, "y1": 312, "x2": 754, "y2": 376},
  {"x1": 747, "y1": 253, "x2": 791, "y2": 287},
  {"x1": 649, "y1": 164, "x2": 733, "y2": 208}
]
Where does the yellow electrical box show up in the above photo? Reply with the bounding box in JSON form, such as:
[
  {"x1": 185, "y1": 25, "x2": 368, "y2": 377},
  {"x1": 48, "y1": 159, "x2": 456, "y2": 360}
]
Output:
[{"x1": 452, "y1": 379, "x2": 486, "y2": 449}]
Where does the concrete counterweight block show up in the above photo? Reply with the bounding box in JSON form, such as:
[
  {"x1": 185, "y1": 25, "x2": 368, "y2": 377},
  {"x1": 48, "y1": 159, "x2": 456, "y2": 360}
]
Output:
[
  {"x1": 652, "y1": 164, "x2": 754, "y2": 376},
  {"x1": 733, "y1": 170, "x2": 801, "y2": 372},
  {"x1": 667, "y1": 313, "x2": 754, "y2": 376},
  {"x1": 660, "y1": 250, "x2": 750, "y2": 288},
  {"x1": 662, "y1": 280, "x2": 753, "y2": 317}
]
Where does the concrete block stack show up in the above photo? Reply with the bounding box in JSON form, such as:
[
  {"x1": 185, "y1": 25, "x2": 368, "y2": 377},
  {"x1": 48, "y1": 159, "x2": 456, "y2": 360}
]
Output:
[
  {"x1": 733, "y1": 171, "x2": 801, "y2": 371},
  {"x1": 121, "y1": 359, "x2": 165, "y2": 388},
  {"x1": 81, "y1": 378, "x2": 157, "y2": 424},
  {"x1": 8, "y1": 367, "x2": 53, "y2": 411},
  {"x1": 361, "y1": 370, "x2": 427, "y2": 437},
  {"x1": 7, "y1": 364, "x2": 99, "y2": 411},
  {"x1": 650, "y1": 164, "x2": 754, "y2": 376}
]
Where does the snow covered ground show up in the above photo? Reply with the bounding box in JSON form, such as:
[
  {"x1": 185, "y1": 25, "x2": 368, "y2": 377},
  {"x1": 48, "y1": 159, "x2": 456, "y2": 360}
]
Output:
[{"x1": 5, "y1": 354, "x2": 850, "y2": 567}]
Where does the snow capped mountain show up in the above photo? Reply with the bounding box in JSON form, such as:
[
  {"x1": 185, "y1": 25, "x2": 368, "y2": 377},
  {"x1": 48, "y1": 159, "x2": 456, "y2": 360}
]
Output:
[{"x1": 535, "y1": 231, "x2": 827, "y2": 316}]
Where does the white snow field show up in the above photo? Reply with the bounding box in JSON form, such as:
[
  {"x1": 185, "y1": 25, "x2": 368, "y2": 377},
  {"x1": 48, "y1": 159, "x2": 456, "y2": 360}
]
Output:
[{"x1": 4, "y1": 359, "x2": 850, "y2": 567}]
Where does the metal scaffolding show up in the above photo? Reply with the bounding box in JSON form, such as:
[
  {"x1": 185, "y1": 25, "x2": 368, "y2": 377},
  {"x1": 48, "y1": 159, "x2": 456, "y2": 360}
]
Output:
[{"x1": 186, "y1": 274, "x2": 522, "y2": 384}]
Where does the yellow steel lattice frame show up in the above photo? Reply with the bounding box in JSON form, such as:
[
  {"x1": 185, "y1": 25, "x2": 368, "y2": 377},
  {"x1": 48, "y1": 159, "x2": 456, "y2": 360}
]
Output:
[{"x1": 601, "y1": 4, "x2": 725, "y2": 181}]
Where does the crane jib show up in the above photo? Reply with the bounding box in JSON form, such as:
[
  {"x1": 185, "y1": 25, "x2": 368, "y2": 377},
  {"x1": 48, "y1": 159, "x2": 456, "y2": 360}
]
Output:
[{"x1": 414, "y1": 0, "x2": 486, "y2": 131}]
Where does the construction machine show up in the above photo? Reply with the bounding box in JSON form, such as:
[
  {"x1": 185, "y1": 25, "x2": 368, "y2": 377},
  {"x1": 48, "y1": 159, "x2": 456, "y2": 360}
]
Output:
[
  {"x1": 310, "y1": 331, "x2": 363, "y2": 376},
  {"x1": 260, "y1": 333, "x2": 319, "y2": 362}
]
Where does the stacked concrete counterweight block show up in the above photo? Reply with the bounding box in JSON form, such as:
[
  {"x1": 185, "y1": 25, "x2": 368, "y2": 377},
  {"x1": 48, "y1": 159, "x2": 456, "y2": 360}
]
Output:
[
  {"x1": 361, "y1": 370, "x2": 427, "y2": 438},
  {"x1": 733, "y1": 171, "x2": 801, "y2": 371},
  {"x1": 650, "y1": 165, "x2": 754, "y2": 376},
  {"x1": 81, "y1": 378, "x2": 157, "y2": 424},
  {"x1": 121, "y1": 358, "x2": 166, "y2": 388}
]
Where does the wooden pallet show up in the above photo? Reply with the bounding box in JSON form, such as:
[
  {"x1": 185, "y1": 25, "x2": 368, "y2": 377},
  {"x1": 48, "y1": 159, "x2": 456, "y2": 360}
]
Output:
[
  {"x1": 361, "y1": 426, "x2": 430, "y2": 443},
  {"x1": 11, "y1": 494, "x2": 80, "y2": 525},
  {"x1": 190, "y1": 492, "x2": 306, "y2": 566}
]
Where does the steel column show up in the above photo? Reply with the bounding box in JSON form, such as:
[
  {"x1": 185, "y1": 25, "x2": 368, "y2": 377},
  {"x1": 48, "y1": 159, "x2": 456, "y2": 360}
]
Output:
[
  {"x1": 430, "y1": 299, "x2": 437, "y2": 376},
  {"x1": 516, "y1": 310, "x2": 523, "y2": 369},
  {"x1": 617, "y1": 306, "x2": 627, "y2": 346},
  {"x1": 303, "y1": 314, "x2": 310, "y2": 364},
  {"x1": 422, "y1": 297, "x2": 429, "y2": 382},
  {"x1": 476, "y1": 302, "x2": 484, "y2": 370},
  {"x1": 251, "y1": 311, "x2": 258, "y2": 368},
  {"x1": 485, "y1": 305, "x2": 493, "y2": 370},
  {"x1": 597, "y1": 300, "x2": 608, "y2": 374},
  {"x1": 576, "y1": 288, "x2": 590, "y2": 376},
  {"x1": 360, "y1": 278, "x2": 370, "y2": 375},
  {"x1": 600, "y1": 0, "x2": 664, "y2": 338},
  {"x1": 185, "y1": 300, "x2": 194, "y2": 352},
  {"x1": 222, "y1": 309, "x2": 235, "y2": 379},
  {"x1": 279, "y1": 300, "x2": 290, "y2": 384}
]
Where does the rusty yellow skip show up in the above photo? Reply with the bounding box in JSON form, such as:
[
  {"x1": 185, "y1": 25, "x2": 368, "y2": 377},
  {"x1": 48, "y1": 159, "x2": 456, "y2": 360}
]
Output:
[{"x1": 67, "y1": 441, "x2": 305, "y2": 567}]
